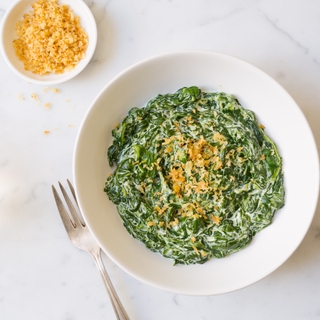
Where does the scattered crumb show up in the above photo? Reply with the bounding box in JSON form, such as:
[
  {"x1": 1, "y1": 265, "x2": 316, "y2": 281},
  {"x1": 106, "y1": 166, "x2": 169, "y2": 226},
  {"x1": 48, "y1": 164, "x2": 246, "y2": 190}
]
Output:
[
  {"x1": 44, "y1": 103, "x2": 50, "y2": 109},
  {"x1": 66, "y1": 99, "x2": 70, "y2": 102},
  {"x1": 44, "y1": 130, "x2": 50, "y2": 135},
  {"x1": 43, "y1": 87, "x2": 60, "y2": 93},
  {"x1": 67, "y1": 124, "x2": 74, "y2": 127},
  {"x1": 31, "y1": 93, "x2": 38, "y2": 100},
  {"x1": 17, "y1": 93, "x2": 24, "y2": 100}
]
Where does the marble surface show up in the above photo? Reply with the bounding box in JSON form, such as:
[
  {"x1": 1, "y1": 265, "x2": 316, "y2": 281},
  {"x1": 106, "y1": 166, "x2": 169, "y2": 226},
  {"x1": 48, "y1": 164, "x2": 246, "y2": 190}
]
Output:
[{"x1": 1, "y1": 0, "x2": 320, "y2": 319}]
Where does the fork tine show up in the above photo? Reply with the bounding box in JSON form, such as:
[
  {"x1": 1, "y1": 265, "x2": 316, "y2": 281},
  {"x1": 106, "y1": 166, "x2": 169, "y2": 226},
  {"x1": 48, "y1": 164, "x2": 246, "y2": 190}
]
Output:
[
  {"x1": 58, "y1": 181, "x2": 84, "y2": 227},
  {"x1": 67, "y1": 179, "x2": 78, "y2": 206},
  {"x1": 52, "y1": 185, "x2": 76, "y2": 233},
  {"x1": 66, "y1": 179, "x2": 86, "y2": 227}
]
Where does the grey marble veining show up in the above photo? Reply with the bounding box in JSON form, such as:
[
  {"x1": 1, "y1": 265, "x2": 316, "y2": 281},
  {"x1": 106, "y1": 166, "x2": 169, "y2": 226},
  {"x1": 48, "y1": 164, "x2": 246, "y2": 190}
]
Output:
[{"x1": 0, "y1": 0, "x2": 319, "y2": 319}]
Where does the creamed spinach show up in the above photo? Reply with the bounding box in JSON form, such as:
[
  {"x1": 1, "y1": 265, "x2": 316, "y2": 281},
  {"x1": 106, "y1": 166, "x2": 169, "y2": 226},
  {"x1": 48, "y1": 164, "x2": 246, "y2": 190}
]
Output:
[{"x1": 104, "y1": 87, "x2": 285, "y2": 265}]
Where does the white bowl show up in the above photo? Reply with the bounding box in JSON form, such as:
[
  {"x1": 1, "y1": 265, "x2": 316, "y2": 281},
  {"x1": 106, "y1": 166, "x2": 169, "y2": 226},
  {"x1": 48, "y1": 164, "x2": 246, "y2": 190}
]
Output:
[
  {"x1": 73, "y1": 51, "x2": 319, "y2": 295},
  {"x1": 0, "y1": 0, "x2": 97, "y2": 85}
]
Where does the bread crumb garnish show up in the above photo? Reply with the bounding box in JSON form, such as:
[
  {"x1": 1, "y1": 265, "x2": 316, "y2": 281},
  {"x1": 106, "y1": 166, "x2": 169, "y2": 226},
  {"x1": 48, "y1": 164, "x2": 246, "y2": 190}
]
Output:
[
  {"x1": 13, "y1": 0, "x2": 88, "y2": 75},
  {"x1": 44, "y1": 103, "x2": 50, "y2": 109},
  {"x1": 192, "y1": 245, "x2": 200, "y2": 255},
  {"x1": 211, "y1": 215, "x2": 221, "y2": 225},
  {"x1": 44, "y1": 130, "x2": 50, "y2": 134}
]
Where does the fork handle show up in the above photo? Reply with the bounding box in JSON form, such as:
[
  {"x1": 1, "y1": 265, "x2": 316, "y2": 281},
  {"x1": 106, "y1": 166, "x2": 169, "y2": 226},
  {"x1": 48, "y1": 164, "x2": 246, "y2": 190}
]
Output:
[{"x1": 92, "y1": 249, "x2": 130, "y2": 320}]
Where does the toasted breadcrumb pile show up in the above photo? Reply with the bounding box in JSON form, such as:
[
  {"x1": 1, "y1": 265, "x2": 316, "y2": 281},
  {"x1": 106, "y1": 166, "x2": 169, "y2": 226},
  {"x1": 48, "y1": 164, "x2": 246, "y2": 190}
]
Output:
[{"x1": 13, "y1": 0, "x2": 88, "y2": 75}]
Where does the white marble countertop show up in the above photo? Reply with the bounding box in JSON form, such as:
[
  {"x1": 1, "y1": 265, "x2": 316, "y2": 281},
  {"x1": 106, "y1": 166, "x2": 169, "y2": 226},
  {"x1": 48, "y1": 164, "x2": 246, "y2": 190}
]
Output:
[{"x1": 1, "y1": 0, "x2": 320, "y2": 319}]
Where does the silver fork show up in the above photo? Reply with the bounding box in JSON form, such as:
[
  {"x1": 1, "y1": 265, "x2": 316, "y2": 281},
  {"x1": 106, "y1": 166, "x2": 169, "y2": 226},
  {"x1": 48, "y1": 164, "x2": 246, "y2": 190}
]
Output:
[{"x1": 52, "y1": 180, "x2": 130, "y2": 320}]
